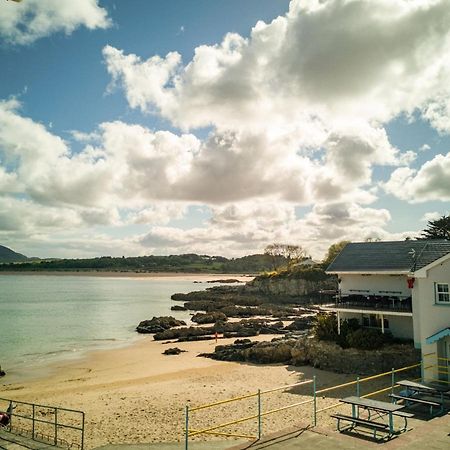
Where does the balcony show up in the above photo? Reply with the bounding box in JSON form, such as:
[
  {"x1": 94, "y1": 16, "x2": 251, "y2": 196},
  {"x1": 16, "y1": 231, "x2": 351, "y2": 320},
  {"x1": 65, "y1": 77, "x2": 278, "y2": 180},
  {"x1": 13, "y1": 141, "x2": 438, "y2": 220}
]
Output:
[{"x1": 327, "y1": 294, "x2": 413, "y2": 314}]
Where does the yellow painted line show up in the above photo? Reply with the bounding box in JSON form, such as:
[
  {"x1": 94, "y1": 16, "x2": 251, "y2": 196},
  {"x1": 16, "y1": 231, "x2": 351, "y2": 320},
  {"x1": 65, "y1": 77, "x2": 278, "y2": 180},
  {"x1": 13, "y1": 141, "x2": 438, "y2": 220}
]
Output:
[
  {"x1": 190, "y1": 392, "x2": 258, "y2": 412},
  {"x1": 188, "y1": 429, "x2": 256, "y2": 439},
  {"x1": 437, "y1": 357, "x2": 450, "y2": 362},
  {"x1": 425, "y1": 377, "x2": 450, "y2": 384},
  {"x1": 260, "y1": 398, "x2": 314, "y2": 417},
  {"x1": 188, "y1": 413, "x2": 259, "y2": 437},
  {"x1": 316, "y1": 401, "x2": 343, "y2": 413},
  {"x1": 423, "y1": 352, "x2": 436, "y2": 358},
  {"x1": 362, "y1": 385, "x2": 393, "y2": 398},
  {"x1": 316, "y1": 379, "x2": 357, "y2": 394},
  {"x1": 261, "y1": 379, "x2": 313, "y2": 395}
]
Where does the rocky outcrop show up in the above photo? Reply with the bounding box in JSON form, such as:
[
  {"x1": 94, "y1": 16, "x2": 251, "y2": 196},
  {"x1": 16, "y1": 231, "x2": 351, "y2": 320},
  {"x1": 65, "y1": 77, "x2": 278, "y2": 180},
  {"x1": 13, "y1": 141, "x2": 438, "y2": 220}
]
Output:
[
  {"x1": 244, "y1": 274, "x2": 337, "y2": 298},
  {"x1": 136, "y1": 316, "x2": 186, "y2": 334},
  {"x1": 152, "y1": 318, "x2": 295, "y2": 341},
  {"x1": 201, "y1": 337, "x2": 420, "y2": 375}
]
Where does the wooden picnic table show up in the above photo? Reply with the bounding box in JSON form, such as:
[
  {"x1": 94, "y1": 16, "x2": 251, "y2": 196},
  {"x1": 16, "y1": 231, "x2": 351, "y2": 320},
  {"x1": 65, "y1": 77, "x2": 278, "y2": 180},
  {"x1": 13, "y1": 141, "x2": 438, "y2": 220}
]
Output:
[
  {"x1": 394, "y1": 379, "x2": 449, "y2": 413},
  {"x1": 337, "y1": 396, "x2": 407, "y2": 437}
]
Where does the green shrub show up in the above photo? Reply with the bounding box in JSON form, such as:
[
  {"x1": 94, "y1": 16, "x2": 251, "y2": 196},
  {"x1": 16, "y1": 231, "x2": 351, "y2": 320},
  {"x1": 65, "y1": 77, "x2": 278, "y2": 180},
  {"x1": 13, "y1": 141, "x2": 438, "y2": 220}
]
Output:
[
  {"x1": 336, "y1": 318, "x2": 361, "y2": 348},
  {"x1": 313, "y1": 313, "x2": 338, "y2": 341},
  {"x1": 346, "y1": 328, "x2": 387, "y2": 350}
]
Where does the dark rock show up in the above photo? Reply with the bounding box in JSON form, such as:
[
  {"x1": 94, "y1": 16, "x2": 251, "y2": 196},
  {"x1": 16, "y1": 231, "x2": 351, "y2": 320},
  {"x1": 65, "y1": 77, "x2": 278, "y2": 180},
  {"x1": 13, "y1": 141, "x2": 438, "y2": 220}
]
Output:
[
  {"x1": 163, "y1": 347, "x2": 186, "y2": 355},
  {"x1": 206, "y1": 279, "x2": 242, "y2": 283},
  {"x1": 136, "y1": 316, "x2": 186, "y2": 334},
  {"x1": 284, "y1": 317, "x2": 314, "y2": 331},
  {"x1": 153, "y1": 326, "x2": 214, "y2": 341},
  {"x1": 192, "y1": 311, "x2": 227, "y2": 324},
  {"x1": 171, "y1": 305, "x2": 187, "y2": 311},
  {"x1": 0, "y1": 369, "x2": 5, "y2": 377}
]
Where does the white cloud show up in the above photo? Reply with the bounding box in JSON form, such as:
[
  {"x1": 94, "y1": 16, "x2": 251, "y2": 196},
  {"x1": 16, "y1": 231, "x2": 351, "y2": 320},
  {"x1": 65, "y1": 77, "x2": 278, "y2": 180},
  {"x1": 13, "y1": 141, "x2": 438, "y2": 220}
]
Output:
[
  {"x1": 128, "y1": 203, "x2": 188, "y2": 225},
  {"x1": 0, "y1": 0, "x2": 111, "y2": 45},
  {"x1": 138, "y1": 200, "x2": 408, "y2": 260},
  {"x1": 384, "y1": 153, "x2": 450, "y2": 202},
  {"x1": 103, "y1": 0, "x2": 450, "y2": 133},
  {"x1": 421, "y1": 211, "x2": 443, "y2": 222}
]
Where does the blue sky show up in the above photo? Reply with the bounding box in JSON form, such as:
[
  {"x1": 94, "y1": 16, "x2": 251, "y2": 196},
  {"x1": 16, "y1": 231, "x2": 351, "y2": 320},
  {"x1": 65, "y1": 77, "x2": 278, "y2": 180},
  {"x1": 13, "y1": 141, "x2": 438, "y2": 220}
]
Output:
[{"x1": 0, "y1": 0, "x2": 449, "y2": 259}]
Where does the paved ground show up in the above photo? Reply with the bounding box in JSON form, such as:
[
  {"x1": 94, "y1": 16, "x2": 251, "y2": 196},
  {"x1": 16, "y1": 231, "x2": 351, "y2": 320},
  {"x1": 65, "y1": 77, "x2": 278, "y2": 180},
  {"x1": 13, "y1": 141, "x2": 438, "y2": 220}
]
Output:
[
  {"x1": 227, "y1": 413, "x2": 450, "y2": 450},
  {"x1": 96, "y1": 411, "x2": 449, "y2": 450},
  {"x1": 2, "y1": 410, "x2": 448, "y2": 450}
]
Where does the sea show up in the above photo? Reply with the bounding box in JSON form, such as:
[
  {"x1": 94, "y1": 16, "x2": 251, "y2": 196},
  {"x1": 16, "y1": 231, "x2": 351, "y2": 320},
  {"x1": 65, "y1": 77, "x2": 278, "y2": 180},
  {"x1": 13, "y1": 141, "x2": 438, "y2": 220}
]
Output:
[{"x1": 0, "y1": 274, "x2": 216, "y2": 381}]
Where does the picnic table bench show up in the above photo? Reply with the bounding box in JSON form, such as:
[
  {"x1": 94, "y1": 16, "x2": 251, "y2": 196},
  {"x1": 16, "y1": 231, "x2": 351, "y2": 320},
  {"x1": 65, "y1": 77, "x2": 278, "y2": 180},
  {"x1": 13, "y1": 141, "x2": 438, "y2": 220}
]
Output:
[
  {"x1": 332, "y1": 396, "x2": 411, "y2": 440},
  {"x1": 391, "y1": 380, "x2": 449, "y2": 415},
  {"x1": 389, "y1": 393, "x2": 441, "y2": 416}
]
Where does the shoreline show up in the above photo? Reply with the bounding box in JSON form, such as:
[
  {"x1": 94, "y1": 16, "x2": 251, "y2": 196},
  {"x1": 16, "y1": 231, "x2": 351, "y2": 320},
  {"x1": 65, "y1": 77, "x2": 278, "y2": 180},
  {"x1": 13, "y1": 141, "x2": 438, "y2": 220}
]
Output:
[
  {"x1": 0, "y1": 271, "x2": 256, "y2": 281},
  {"x1": 0, "y1": 273, "x2": 254, "y2": 382},
  {"x1": 1, "y1": 332, "x2": 353, "y2": 449}
]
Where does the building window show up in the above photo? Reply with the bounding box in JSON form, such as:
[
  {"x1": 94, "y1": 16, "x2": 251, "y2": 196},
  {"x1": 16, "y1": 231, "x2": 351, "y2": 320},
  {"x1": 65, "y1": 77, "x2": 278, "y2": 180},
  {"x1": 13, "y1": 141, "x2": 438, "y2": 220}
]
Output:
[{"x1": 436, "y1": 283, "x2": 450, "y2": 304}]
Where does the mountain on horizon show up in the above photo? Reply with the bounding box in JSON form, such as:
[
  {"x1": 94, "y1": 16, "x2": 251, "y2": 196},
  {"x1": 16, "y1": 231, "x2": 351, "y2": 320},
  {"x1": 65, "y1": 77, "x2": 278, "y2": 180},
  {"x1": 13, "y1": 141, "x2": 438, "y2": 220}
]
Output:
[{"x1": 0, "y1": 245, "x2": 28, "y2": 263}]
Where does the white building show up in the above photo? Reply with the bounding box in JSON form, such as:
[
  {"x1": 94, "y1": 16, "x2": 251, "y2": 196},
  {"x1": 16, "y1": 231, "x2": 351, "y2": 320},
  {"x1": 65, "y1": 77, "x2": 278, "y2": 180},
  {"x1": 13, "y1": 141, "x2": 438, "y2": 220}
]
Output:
[{"x1": 325, "y1": 240, "x2": 450, "y2": 382}]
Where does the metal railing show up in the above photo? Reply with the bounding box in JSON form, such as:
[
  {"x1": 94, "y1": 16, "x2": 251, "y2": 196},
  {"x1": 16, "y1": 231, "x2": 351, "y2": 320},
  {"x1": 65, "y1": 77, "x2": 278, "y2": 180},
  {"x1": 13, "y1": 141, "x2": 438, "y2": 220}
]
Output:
[
  {"x1": 0, "y1": 397, "x2": 85, "y2": 450},
  {"x1": 185, "y1": 379, "x2": 315, "y2": 449},
  {"x1": 184, "y1": 361, "x2": 425, "y2": 449}
]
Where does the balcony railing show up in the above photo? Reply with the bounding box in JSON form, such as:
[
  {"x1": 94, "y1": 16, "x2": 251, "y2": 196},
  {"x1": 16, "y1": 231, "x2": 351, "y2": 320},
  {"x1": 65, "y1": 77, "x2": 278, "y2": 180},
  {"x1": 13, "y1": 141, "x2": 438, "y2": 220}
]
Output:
[{"x1": 332, "y1": 294, "x2": 412, "y2": 313}]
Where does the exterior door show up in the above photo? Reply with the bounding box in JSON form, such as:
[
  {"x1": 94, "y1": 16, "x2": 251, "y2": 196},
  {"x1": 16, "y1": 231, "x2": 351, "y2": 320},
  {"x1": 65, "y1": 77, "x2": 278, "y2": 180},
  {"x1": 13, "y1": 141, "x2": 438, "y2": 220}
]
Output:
[{"x1": 437, "y1": 338, "x2": 450, "y2": 382}]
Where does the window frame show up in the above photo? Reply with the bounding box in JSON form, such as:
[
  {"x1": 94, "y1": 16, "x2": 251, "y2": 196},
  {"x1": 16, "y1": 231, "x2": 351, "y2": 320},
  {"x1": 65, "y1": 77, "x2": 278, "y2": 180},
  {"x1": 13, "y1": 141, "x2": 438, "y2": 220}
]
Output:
[{"x1": 435, "y1": 283, "x2": 450, "y2": 305}]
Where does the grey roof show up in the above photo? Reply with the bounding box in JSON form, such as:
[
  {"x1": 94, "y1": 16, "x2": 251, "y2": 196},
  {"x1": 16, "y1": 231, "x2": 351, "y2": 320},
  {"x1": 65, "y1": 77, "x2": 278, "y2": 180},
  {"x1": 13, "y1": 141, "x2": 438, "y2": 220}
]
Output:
[{"x1": 326, "y1": 240, "x2": 450, "y2": 273}]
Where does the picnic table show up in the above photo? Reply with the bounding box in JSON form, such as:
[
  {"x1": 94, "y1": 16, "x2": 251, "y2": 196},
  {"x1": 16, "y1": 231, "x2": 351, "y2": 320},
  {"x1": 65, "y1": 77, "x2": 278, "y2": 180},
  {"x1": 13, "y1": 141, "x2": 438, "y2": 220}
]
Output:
[
  {"x1": 390, "y1": 380, "x2": 449, "y2": 415},
  {"x1": 332, "y1": 396, "x2": 410, "y2": 439}
]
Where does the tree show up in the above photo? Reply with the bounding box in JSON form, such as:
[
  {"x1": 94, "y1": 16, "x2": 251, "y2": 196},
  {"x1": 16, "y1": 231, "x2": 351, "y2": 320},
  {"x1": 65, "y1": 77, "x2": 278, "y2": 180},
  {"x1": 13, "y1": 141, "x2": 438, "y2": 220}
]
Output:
[
  {"x1": 322, "y1": 241, "x2": 350, "y2": 268},
  {"x1": 264, "y1": 243, "x2": 308, "y2": 270},
  {"x1": 419, "y1": 215, "x2": 450, "y2": 240}
]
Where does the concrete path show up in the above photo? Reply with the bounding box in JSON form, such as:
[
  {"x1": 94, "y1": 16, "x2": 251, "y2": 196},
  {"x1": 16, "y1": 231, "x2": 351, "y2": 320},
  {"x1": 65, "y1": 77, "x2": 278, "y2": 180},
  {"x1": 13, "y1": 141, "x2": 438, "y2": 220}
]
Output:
[{"x1": 97, "y1": 412, "x2": 449, "y2": 450}]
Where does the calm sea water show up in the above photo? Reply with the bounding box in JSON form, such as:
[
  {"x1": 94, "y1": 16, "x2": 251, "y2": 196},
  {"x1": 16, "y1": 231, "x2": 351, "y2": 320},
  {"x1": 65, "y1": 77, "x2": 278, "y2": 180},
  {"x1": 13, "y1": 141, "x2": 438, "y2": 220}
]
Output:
[{"x1": 0, "y1": 275, "x2": 211, "y2": 379}]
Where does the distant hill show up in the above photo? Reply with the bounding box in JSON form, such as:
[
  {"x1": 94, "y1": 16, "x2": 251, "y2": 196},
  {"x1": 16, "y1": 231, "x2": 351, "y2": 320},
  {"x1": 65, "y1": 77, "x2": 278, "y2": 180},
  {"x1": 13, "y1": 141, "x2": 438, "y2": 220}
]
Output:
[
  {"x1": 0, "y1": 245, "x2": 28, "y2": 263},
  {"x1": 0, "y1": 252, "x2": 286, "y2": 274}
]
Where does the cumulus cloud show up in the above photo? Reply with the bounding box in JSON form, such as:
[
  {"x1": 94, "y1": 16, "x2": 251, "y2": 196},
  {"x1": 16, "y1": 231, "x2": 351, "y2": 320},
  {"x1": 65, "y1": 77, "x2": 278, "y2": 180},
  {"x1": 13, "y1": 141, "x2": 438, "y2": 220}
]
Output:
[
  {"x1": 383, "y1": 153, "x2": 450, "y2": 202},
  {"x1": 4, "y1": 0, "x2": 445, "y2": 258},
  {"x1": 0, "y1": 0, "x2": 111, "y2": 45},
  {"x1": 103, "y1": 0, "x2": 450, "y2": 132},
  {"x1": 137, "y1": 200, "x2": 412, "y2": 259}
]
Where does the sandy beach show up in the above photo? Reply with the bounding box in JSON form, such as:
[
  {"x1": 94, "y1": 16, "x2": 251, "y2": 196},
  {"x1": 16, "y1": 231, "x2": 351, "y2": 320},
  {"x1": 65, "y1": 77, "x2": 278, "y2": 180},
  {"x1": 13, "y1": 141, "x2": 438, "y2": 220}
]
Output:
[{"x1": 1, "y1": 333, "x2": 356, "y2": 449}]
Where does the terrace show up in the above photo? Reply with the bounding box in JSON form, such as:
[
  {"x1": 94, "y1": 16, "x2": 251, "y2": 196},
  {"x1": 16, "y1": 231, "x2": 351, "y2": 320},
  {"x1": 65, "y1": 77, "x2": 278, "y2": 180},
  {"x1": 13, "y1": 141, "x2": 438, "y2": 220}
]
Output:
[{"x1": 326, "y1": 294, "x2": 413, "y2": 315}]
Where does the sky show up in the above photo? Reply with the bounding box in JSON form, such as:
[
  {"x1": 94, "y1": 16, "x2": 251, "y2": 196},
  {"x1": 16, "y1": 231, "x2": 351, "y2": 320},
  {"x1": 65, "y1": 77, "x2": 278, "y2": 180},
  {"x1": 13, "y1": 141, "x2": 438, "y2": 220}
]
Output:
[{"x1": 0, "y1": 0, "x2": 450, "y2": 260}]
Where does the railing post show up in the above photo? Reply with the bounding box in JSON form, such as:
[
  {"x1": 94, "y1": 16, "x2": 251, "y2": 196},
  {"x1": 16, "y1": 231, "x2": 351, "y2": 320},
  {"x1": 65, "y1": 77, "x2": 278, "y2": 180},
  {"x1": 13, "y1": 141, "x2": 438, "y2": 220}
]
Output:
[
  {"x1": 81, "y1": 412, "x2": 85, "y2": 450},
  {"x1": 8, "y1": 401, "x2": 13, "y2": 432},
  {"x1": 421, "y1": 358, "x2": 424, "y2": 382},
  {"x1": 54, "y1": 407, "x2": 58, "y2": 445},
  {"x1": 185, "y1": 405, "x2": 189, "y2": 450},
  {"x1": 257, "y1": 389, "x2": 262, "y2": 440},
  {"x1": 391, "y1": 368, "x2": 395, "y2": 394},
  {"x1": 356, "y1": 377, "x2": 360, "y2": 397},
  {"x1": 313, "y1": 376, "x2": 317, "y2": 427},
  {"x1": 32, "y1": 404, "x2": 35, "y2": 439}
]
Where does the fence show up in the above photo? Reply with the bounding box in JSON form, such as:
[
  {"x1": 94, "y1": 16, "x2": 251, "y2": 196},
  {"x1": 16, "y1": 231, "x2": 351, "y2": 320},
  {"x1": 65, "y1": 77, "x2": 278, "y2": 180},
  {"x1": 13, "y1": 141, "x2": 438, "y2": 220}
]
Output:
[
  {"x1": 0, "y1": 397, "x2": 85, "y2": 450},
  {"x1": 184, "y1": 361, "x2": 424, "y2": 449}
]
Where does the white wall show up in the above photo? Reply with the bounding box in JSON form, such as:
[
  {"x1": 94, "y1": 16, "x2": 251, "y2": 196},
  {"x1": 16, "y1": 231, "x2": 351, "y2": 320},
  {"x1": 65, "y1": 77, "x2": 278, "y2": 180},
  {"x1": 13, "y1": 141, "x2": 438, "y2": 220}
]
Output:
[
  {"x1": 340, "y1": 274, "x2": 411, "y2": 297},
  {"x1": 338, "y1": 311, "x2": 413, "y2": 339},
  {"x1": 412, "y1": 257, "x2": 450, "y2": 380},
  {"x1": 412, "y1": 257, "x2": 450, "y2": 346}
]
